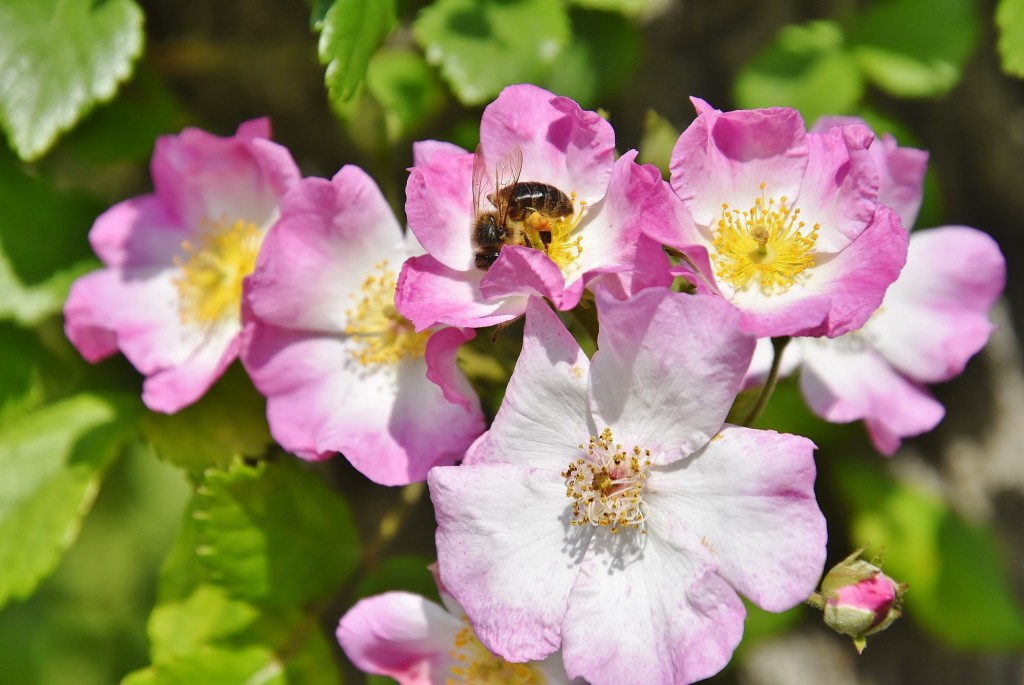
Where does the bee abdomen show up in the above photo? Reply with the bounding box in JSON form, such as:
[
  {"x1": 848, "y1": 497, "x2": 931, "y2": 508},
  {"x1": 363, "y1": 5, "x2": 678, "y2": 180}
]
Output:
[{"x1": 502, "y1": 183, "x2": 573, "y2": 222}]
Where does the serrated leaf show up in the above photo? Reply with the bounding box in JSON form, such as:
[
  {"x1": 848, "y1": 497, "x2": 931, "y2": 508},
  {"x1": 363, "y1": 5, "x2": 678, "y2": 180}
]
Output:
[
  {"x1": 850, "y1": 0, "x2": 979, "y2": 97},
  {"x1": 0, "y1": 147, "x2": 106, "y2": 324},
  {"x1": 0, "y1": 0, "x2": 144, "y2": 160},
  {"x1": 140, "y1": 363, "x2": 272, "y2": 474},
  {"x1": 365, "y1": 48, "x2": 447, "y2": 143},
  {"x1": 541, "y1": 8, "x2": 642, "y2": 108},
  {"x1": 318, "y1": 0, "x2": 397, "y2": 103},
  {"x1": 734, "y1": 20, "x2": 864, "y2": 121},
  {"x1": 194, "y1": 459, "x2": 360, "y2": 606},
  {"x1": 0, "y1": 391, "x2": 139, "y2": 607},
  {"x1": 997, "y1": 0, "x2": 1024, "y2": 77},
  {"x1": 831, "y1": 455, "x2": 1024, "y2": 649},
  {"x1": 414, "y1": 0, "x2": 571, "y2": 105}
]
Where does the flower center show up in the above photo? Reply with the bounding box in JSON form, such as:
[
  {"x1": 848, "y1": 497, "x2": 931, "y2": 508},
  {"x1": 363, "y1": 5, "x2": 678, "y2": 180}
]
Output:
[
  {"x1": 563, "y1": 427, "x2": 652, "y2": 534},
  {"x1": 711, "y1": 183, "x2": 819, "y2": 294},
  {"x1": 448, "y1": 622, "x2": 546, "y2": 685},
  {"x1": 523, "y1": 193, "x2": 587, "y2": 275},
  {"x1": 344, "y1": 260, "x2": 429, "y2": 366},
  {"x1": 173, "y1": 217, "x2": 262, "y2": 327}
]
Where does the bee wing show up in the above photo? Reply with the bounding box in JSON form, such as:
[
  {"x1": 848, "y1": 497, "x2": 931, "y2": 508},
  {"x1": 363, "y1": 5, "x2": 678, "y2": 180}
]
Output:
[
  {"x1": 472, "y1": 143, "x2": 489, "y2": 221},
  {"x1": 495, "y1": 146, "x2": 523, "y2": 225}
]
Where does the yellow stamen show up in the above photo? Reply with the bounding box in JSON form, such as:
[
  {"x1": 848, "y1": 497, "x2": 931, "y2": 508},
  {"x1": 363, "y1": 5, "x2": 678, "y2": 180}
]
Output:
[
  {"x1": 711, "y1": 183, "x2": 819, "y2": 294},
  {"x1": 562, "y1": 427, "x2": 651, "y2": 534},
  {"x1": 524, "y1": 193, "x2": 587, "y2": 275},
  {"x1": 448, "y1": 622, "x2": 545, "y2": 685},
  {"x1": 345, "y1": 261, "x2": 429, "y2": 366},
  {"x1": 173, "y1": 218, "x2": 262, "y2": 326}
]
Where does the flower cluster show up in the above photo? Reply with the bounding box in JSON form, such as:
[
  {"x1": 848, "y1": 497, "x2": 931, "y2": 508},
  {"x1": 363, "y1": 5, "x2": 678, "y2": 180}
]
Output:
[{"x1": 64, "y1": 85, "x2": 1003, "y2": 683}]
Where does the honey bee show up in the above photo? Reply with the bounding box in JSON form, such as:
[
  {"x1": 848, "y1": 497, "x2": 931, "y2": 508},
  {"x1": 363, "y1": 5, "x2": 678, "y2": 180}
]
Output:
[{"x1": 471, "y1": 145, "x2": 576, "y2": 270}]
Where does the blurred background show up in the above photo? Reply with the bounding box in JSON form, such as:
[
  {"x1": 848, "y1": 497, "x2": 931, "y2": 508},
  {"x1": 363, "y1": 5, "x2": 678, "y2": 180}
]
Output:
[{"x1": 0, "y1": 0, "x2": 1022, "y2": 683}]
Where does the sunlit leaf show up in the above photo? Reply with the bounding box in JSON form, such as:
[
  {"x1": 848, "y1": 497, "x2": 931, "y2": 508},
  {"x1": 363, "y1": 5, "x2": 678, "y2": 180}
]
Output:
[
  {"x1": 0, "y1": 392, "x2": 139, "y2": 608},
  {"x1": 366, "y1": 48, "x2": 447, "y2": 142},
  {"x1": 566, "y1": 0, "x2": 671, "y2": 19},
  {"x1": 850, "y1": 0, "x2": 979, "y2": 97},
  {"x1": 318, "y1": 0, "x2": 397, "y2": 103},
  {"x1": 997, "y1": 0, "x2": 1024, "y2": 77},
  {"x1": 831, "y1": 455, "x2": 1024, "y2": 649},
  {"x1": 0, "y1": 0, "x2": 144, "y2": 160},
  {"x1": 414, "y1": 0, "x2": 571, "y2": 105},
  {"x1": 734, "y1": 20, "x2": 864, "y2": 122},
  {"x1": 194, "y1": 459, "x2": 361, "y2": 606},
  {"x1": 140, "y1": 364, "x2": 272, "y2": 474}
]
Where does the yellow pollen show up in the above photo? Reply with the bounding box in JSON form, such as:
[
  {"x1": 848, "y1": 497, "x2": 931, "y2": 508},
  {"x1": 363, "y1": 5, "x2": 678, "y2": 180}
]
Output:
[
  {"x1": 523, "y1": 193, "x2": 587, "y2": 275},
  {"x1": 448, "y1": 622, "x2": 545, "y2": 685},
  {"x1": 562, "y1": 427, "x2": 651, "y2": 534},
  {"x1": 711, "y1": 183, "x2": 819, "y2": 294},
  {"x1": 173, "y1": 217, "x2": 262, "y2": 326},
  {"x1": 344, "y1": 260, "x2": 429, "y2": 366}
]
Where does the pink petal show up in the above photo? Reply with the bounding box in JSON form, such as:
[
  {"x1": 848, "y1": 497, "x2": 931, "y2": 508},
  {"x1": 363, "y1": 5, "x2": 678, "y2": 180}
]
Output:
[
  {"x1": 870, "y1": 226, "x2": 1004, "y2": 383},
  {"x1": 141, "y1": 330, "x2": 239, "y2": 413},
  {"x1": 243, "y1": 321, "x2": 482, "y2": 484},
  {"x1": 247, "y1": 168, "x2": 404, "y2": 334},
  {"x1": 650, "y1": 426, "x2": 826, "y2": 611},
  {"x1": 88, "y1": 195, "x2": 186, "y2": 268},
  {"x1": 429, "y1": 463, "x2": 578, "y2": 662},
  {"x1": 63, "y1": 271, "x2": 120, "y2": 362},
  {"x1": 395, "y1": 255, "x2": 526, "y2": 330},
  {"x1": 479, "y1": 84, "x2": 615, "y2": 203},
  {"x1": 560, "y1": 534, "x2": 745, "y2": 685},
  {"x1": 670, "y1": 99, "x2": 810, "y2": 230},
  {"x1": 424, "y1": 326, "x2": 481, "y2": 413},
  {"x1": 405, "y1": 144, "x2": 476, "y2": 271},
  {"x1": 465, "y1": 297, "x2": 590, "y2": 469},
  {"x1": 479, "y1": 245, "x2": 581, "y2": 311},
  {"x1": 337, "y1": 592, "x2": 460, "y2": 685},
  {"x1": 797, "y1": 123, "x2": 879, "y2": 253},
  {"x1": 589, "y1": 288, "x2": 755, "y2": 462},
  {"x1": 799, "y1": 339, "x2": 944, "y2": 455}
]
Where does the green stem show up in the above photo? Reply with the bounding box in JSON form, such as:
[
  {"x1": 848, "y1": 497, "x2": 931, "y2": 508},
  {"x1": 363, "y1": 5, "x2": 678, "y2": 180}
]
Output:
[
  {"x1": 806, "y1": 591, "x2": 826, "y2": 611},
  {"x1": 741, "y1": 336, "x2": 790, "y2": 427}
]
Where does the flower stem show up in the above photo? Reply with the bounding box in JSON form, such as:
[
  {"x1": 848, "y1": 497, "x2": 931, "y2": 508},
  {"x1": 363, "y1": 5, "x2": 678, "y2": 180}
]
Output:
[
  {"x1": 741, "y1": 336, "x2": 790, "y2": 427},
  {"x1": 806, "y1": 591, "x2": 826, "y2": 611}
]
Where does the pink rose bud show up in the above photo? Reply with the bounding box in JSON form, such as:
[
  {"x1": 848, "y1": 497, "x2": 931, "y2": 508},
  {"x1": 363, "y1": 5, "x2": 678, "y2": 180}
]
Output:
[{"x1": 811, "y1": 550, "x2": 907, "y2": 653}]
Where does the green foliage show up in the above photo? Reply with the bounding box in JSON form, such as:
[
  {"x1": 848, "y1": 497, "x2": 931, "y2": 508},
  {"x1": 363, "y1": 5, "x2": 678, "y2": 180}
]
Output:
[
  {"x1": 997, "y1": 0, "x2": 1024, "y2": 77},
  {"x1": 0, "y1": 0, "x2": 144, "y2": 161},
  {"x1": 318, "y1": 0, "x2": 398, "y2": 104},
  {"x1": 850, "y1": 0, "x2": 980, "y2": 98},
  {"x1": 566, "y1": 0, "x2": 669, "y2": 18},
  {"x1": 0, "y1": 148, "x2": 105, "y2": 325},
  {"x1": 193, "y1": 459, "x2": 361, "y2": 606},
  {"x1": 0, "y1": 391, "x2": 140, "y2": 608},
  {"x1": 542, "y1": 9, "x2": 642, "y2": 108},
  {"x1": 637, "y1": 110, "x2": 679, "y2": 178},
  {"x1": 125, "y1": 492, "x2": 347, "y2": 685},
  {"x1": 831, "y1": 455, "x2": 1024, "y2": 650},
  {"x1": 733, "y1": 20, "x2": 864, "y2": 123},
  {"x1": 140, "y1": 364, "x2": 272, "y2": 475},
  {"x1": 414, "y1": 0, "x2": 571, "y2": 105},
  {"x1": 353, "y1": 554, "x2": 439, "y2": 602},
  {"x1": 366, "y1": 48, "x2": 447, "y2": 143}
]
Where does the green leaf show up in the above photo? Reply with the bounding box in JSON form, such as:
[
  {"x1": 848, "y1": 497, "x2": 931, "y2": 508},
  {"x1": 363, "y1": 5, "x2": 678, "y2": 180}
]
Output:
[
  {"x1": 135, "y1": 500, "x2": 344, "y2": 685},
  {"x1": 365, "y1": 48, "x2": 447, "y2": 143},
  {"x1": 997, "y1": 0, "x2": 1024, "y2": 77},
  {"x1": 733, "y1": 20, "x2": 864, "y2": 122},
  {"x1": 566, "y1": 0, "x2": 670, "y2": 18},
  {"x1": 318, "y1": 0, "x2": 398, "y2": 103},
  {"x1": 414, "y1": 0, "x2": 571, "y2": 105},
  {"x1": 194, "y1": 459, "x2": 360, "y2": 606},
  {"x1": 0, "y1": 148, "x2": 106, "y2": 324},
  {"x1": 637, "y1": 110, "x2": 679, "y2": 179},
  {"x1": 0, "y1": 391, "x2": 139, "y2": 607},
  {"x1": 0, "y1": 0, "x2": 144, "y2": 161},
  {"x1": 850, "y1": 0, "x2": 980, "y2": 97},
  {"x1": 541, "y1": 8, "x2": 642, "y2": 108},
  {"x1": 830, "y1": 455, "x2": 1024, "y2": 649},
  {"x1": 140, "y1": 363, "x2": 272, "y2": 474}
]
